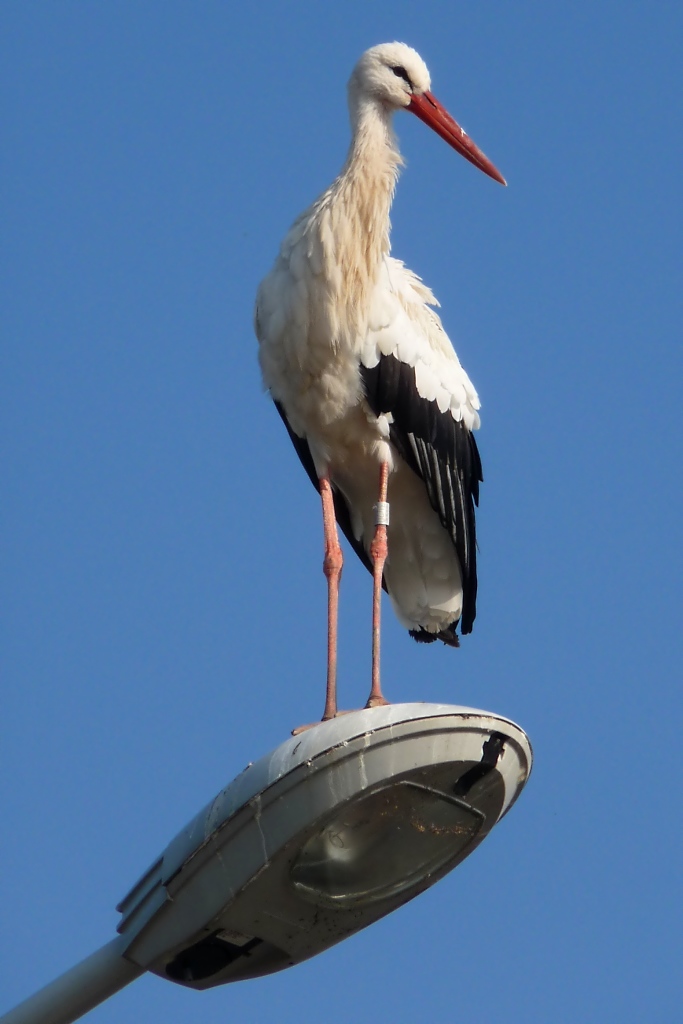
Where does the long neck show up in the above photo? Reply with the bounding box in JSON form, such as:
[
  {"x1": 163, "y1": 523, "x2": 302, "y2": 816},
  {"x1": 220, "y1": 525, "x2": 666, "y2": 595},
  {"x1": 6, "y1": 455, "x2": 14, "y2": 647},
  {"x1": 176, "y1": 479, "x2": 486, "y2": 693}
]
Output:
[
  {"x1": 310, "y1": 97, "x2": 403, "y2": 335},
  {"x1": 335, "y1": 98, "x2": 403, "y2": 262}
]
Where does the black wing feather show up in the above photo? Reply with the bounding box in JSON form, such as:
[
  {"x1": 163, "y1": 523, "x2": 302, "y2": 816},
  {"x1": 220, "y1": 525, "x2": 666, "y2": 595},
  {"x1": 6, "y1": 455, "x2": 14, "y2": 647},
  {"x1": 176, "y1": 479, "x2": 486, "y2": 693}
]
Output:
[{"x1": 361, "y1": 354, "x2": 482, "y2": 635}]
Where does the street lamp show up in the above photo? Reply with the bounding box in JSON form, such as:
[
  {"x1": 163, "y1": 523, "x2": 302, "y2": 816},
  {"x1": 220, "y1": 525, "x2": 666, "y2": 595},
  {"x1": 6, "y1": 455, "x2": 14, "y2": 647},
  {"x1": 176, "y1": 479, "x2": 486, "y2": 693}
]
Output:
[{"x1": 1, "y1": 703, "x2": 532, "y2": 1024}]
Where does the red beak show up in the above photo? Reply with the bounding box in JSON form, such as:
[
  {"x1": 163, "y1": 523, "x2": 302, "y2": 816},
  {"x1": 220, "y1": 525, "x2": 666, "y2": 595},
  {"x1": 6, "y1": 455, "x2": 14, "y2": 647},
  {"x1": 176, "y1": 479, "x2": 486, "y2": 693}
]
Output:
[{"x1": 408, "y1": 91, "x2": 506, "y2": 185}]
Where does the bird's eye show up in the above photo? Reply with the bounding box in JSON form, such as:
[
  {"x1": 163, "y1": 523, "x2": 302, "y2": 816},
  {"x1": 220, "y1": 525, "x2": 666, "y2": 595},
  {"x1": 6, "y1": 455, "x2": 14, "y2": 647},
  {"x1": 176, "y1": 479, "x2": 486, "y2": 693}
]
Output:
[{"x1": 390, "y1": 65, "x2": 412, "y2": 87}]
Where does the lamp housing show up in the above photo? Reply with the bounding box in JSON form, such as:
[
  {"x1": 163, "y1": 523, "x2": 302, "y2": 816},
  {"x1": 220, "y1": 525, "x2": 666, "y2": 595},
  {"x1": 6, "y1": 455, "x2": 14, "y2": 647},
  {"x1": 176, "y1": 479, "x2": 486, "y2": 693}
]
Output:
[{"x1": 115, "y1": 703, "x2": 532, "y2": 989}]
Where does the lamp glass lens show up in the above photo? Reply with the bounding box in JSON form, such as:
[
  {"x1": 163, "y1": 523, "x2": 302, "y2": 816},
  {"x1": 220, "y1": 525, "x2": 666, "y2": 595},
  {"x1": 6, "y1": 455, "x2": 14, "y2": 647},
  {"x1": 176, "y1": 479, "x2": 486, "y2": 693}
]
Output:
[{"x1": 290, "y1": 782, "x2": 483, "y2": 908}]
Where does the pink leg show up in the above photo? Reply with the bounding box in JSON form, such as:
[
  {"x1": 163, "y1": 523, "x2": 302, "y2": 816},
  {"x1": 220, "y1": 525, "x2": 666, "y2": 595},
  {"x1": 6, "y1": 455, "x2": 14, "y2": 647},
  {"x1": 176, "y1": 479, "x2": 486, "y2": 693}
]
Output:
[
  {"x1": 320, "y1": 476, "x2": 343, "y2": 721},
  {"x1": 366, "y1": 461, "x2": 390, "y2": 709}
]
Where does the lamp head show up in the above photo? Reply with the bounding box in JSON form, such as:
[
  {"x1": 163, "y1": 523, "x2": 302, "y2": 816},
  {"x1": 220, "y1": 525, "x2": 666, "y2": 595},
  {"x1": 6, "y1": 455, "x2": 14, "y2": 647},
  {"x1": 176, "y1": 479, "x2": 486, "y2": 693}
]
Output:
[{"x1": 116, "y1": 704, "x2": 532, "y2": 988}]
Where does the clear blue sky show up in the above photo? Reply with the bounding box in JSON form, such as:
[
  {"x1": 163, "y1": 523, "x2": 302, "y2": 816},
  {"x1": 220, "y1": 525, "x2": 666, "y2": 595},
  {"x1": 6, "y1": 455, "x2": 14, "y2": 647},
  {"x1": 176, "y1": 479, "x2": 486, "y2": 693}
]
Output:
[{"x1": 2, "y1": 2, "x2": 681, "y2": 1021}]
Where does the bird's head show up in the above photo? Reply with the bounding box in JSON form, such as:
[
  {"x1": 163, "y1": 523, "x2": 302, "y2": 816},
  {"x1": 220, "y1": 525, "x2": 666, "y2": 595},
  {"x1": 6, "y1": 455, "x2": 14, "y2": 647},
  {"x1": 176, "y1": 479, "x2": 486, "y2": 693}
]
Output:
[
  {"x1": 349, "y1": 42, "x2": 506, "y2": 185},
  {"x1": 349, "y1": 42, "x2": 431, "y2": 109}
]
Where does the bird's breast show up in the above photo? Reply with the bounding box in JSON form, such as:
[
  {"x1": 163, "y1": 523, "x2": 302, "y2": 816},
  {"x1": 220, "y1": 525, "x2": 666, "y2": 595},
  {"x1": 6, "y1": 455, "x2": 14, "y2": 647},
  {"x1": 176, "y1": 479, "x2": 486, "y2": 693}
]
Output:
[
  {"x1": 258, "y1": 270, "x2": 373, "y2": 435},
  {"x1": 262, "y1": 332, "x2": 365, "y2": 431}
]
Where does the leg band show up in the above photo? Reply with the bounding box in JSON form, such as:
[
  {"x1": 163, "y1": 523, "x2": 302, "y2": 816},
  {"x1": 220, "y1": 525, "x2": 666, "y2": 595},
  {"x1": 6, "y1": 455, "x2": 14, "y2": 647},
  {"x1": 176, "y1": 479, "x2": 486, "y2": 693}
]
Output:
[{"x1": 374, "y1": 501, "x2": 390, "y2": 527}]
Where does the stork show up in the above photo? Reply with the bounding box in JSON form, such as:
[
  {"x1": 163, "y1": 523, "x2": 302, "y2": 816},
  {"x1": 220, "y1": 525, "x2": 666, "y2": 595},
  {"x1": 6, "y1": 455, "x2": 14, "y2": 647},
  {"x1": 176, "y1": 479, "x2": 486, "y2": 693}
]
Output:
[{"x1": 255, "y1": 42, "x2": 505, "y2": 725}]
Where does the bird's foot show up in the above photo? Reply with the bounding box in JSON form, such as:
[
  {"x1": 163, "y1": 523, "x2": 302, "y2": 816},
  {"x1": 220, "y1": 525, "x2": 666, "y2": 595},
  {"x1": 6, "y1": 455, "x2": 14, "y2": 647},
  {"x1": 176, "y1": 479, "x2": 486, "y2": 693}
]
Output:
[
  {"x1": 291, "y1": 709, "x2": 355, "y2": 736},
  {"x1": 364, "y1": 695, "x2": 390, "y2": 709}
]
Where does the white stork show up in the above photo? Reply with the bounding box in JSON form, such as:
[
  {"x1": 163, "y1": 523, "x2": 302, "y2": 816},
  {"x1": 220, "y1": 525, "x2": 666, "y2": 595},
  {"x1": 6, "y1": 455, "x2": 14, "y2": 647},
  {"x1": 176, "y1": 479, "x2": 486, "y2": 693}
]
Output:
[{"x1": 255, "y1": 42, "x2": 505, "y2": 724}]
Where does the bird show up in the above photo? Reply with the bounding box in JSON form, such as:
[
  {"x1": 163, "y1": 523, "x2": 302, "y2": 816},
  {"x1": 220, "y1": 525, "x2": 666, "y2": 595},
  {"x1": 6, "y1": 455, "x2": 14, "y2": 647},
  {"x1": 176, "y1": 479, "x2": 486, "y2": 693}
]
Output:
[{"x1": 255, "y1": 42, "x2": 505, "y2": 726}]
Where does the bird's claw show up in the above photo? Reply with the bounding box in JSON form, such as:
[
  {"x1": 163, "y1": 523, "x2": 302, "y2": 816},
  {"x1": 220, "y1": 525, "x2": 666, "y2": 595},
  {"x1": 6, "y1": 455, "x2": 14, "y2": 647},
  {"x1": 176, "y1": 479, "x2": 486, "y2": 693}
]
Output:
[
  {"x1": 364, "y1": 695, "x2": 390, "y2": 709},
  {"x1": 291, "y1": 709, "x2": 357, "y2": 735}
]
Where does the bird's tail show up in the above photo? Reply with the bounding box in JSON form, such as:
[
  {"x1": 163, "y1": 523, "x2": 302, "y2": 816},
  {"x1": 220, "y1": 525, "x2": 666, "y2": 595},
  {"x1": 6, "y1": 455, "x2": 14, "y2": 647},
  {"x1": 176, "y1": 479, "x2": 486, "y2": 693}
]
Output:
[{"x1": 408, "y1": 624, "x2": 460, "y2": 648}]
